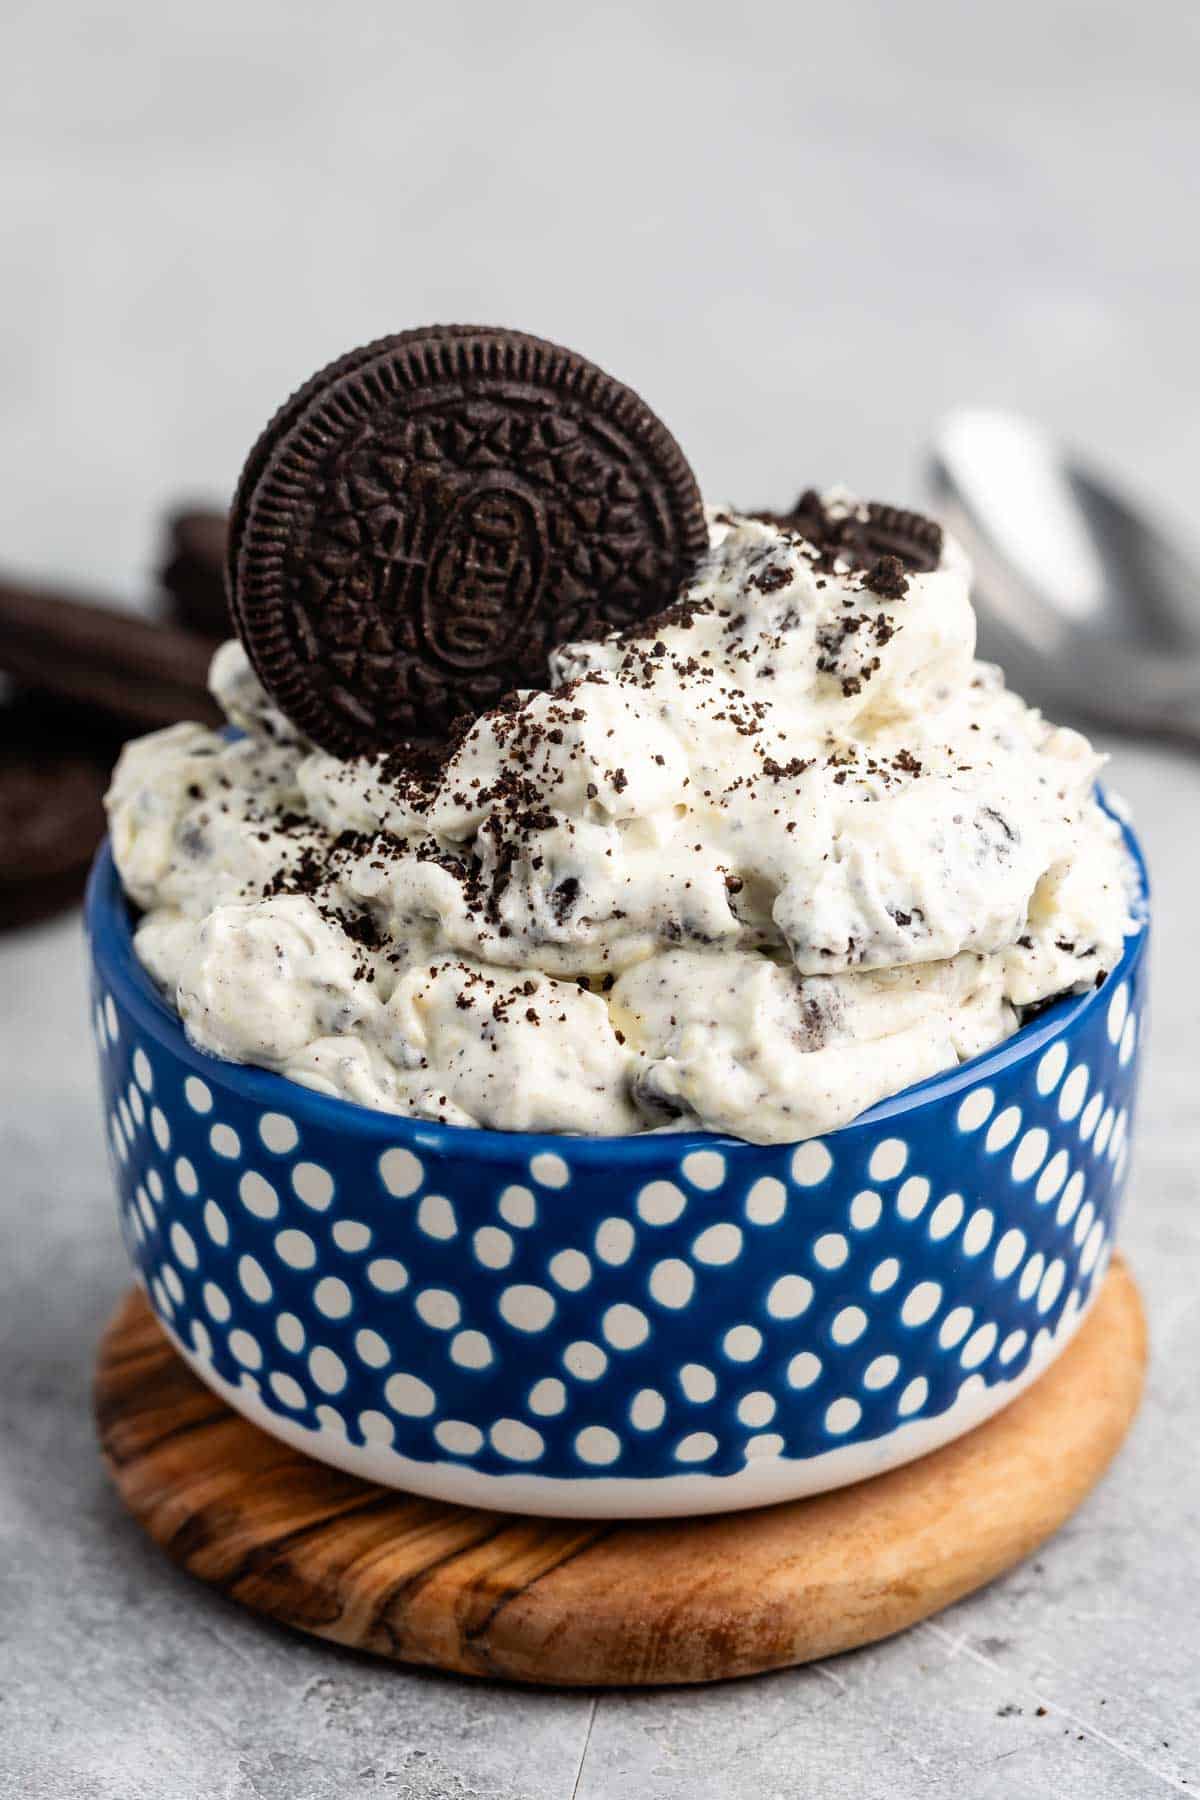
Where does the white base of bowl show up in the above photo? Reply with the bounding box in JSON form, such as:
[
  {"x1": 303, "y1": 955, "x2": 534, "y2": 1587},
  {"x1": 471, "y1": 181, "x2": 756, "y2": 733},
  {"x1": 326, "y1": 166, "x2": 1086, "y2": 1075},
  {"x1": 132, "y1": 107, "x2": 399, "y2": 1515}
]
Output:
[{"x1": 150, "y1": 1261, "x2": 1103, "y2": 1519}]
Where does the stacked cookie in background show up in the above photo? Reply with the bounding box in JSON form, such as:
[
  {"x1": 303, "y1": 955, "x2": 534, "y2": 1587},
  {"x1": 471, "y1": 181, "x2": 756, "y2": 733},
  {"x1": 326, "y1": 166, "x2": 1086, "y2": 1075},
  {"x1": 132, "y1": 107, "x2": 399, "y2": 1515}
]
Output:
[
  {"x1": 158, "y1": 508, "x2": 230, "y2": 641},
  {"x1": 0, "y1": 509, "x2": 228, "y2": 930}
]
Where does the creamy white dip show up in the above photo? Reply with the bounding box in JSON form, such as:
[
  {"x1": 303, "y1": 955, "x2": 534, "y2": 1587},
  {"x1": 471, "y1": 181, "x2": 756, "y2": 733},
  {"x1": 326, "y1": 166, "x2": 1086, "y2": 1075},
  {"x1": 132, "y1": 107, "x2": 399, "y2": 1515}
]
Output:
[{"x1": 107, "y1": 496, "x2": 1134, "y2": 1143}]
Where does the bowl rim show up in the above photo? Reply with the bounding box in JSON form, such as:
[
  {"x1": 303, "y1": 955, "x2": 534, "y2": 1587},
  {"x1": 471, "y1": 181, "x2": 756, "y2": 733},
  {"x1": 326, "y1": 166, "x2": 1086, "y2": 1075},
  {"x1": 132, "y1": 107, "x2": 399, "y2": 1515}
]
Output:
[{"x1": 85, "y1": 799, "x2": 1148, "y2": 1163}]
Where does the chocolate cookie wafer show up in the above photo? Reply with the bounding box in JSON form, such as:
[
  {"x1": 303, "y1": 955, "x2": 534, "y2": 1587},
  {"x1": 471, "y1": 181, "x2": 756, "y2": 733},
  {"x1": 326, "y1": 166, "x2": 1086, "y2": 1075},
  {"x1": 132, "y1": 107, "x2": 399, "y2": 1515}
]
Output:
[
  {"x1": 229, "y1": 326, "x2": 709, "y2": 755},
  {"x1": 0, "y1": 694, "x2": 114, "y2": 930},
  {"x1": 0, "y1": 579, "x2": 221, "y2": 734},
  {"x1": 159, "y1": 507, "x2": 230, "y2": 639}
]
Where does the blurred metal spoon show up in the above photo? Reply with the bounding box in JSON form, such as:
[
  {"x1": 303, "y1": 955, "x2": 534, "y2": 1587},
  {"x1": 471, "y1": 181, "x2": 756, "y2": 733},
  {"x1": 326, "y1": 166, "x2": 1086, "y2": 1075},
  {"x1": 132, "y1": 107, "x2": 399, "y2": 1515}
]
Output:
[{"x1": 929, "y1": 409, "x2": 1200, "y2": 747}]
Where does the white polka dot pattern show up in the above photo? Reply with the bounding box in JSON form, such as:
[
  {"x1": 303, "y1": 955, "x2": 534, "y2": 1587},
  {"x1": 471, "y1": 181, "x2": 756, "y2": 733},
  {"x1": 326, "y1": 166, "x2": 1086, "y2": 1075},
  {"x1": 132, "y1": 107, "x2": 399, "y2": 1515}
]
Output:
[
  {"x1": 563, "y1": 1340, "x2": 607, "y2": 1381},
  {"x1": 986, "y1": 1107, "x2": 1021, "y2": 1152},
  {"x1": 366, "y1": 1256, "x2": 407, "y2": 1292},
  {"x1": 682, "y1": 1150, "x2": 726, "y2": 1190},
  {"x1": 1058, "y1": 1064, "x2": 1089, "y2": 1120},
  {"x1": 870, "y1": 1257, "x2": 900, "y2": 1293},
  {"x1": 529, "y1": 1152, "x2": 569, "y2": 1189},
  {"x1": 386, "y1": 1373, "x2": 435, "y2": 1417},
  {"x1": 722, "y1": 1325, "x2": 763, "y2": 1362},
  {"x1": 680, "y1": 1363, "x2": 717, "y2": 1403},
  {"x1": 962, "y1": 1208, "x2": 994, "y2": 1256},
  {"x1": 499, "y1": 1285, "x2": 555, "y2": 1333},
  {"x1": 379, "y1": 1148, "x2": 423, "y2": 1197},
  {"x1": 90, "y1": 891, "x2": 1145, "y2": 1503},
  {"x1": 209, "y1": 1124, "x2": 241, "y2": 1160},
  {"x1": 825, "y1": 1397, "x2": 862, "y2": 1435},
  {"x1": 956, "y1": 1087, "x2": 994, "y2": 1132},
  {"x1": 530, "y1": 1378, "x2": 567, "y2": 1417},
  {"x1": 270, "y1": 1371, "x2": 306, "y2": 1410},
  {"x1": 1036, "y1": 1043, "x2": 1068, "y2": 1095},
  {"x1": 896, "y1": 1176, "x2": 930, "y2": 1220},
  {"x1": 436, "y1": 1420, "x2": 483, "y2": 1456},
  {"x1": 276, "y1": 1313, "x2": 305, "y2": 1352},
  {"x1": 308, "y1": 1347, "x2": 347, "y2": 1394},
  {"x1": 491, "y1": 1418, "x2": 544, "y2": 1463},
  {"x1": 863, "y1": 1354, "x2": 899, "y2": 1390},
  {"x1": 276, "y1": 1229, "x2": 317, "y2": 1270},
  {"x1": 675, "y1": 1430, "x2": 718, "y2": 1464},
  {"x1": 868, "y1": 1139, "x2": 908, "y2": 1182},
  {"x1": 239, "y1": 1172, "x2": 278, "y2": 1220},
  {"x1": 238, "y1": 1255, "x2": 272, "y2": 1303},
  {"x1": 901, "y1": 1281, "x2": 941, "y2": 1327},
  {"x1": 332, "y1": 1220, "x2": 371, "y2": 1253},
  {"x1": 498, "y1": 1186, "x2": 536, "y2": 1228},
  {"x1": 548, "y1": 1248, "x2": 591, "y2": 1292},
  {"x1": 849, "y1": 1189, "x2": 882, "y2": 1231},
  {"x1": 259, "y1": 1112, "x2": 298, "y2": 1154},
  {"x1": 355, "y1": 1329, "x2": 389, "y2": 1368},
  {"x1": 576, "y1": 1426, "x2": 620, "y2": 1466},
  {"x1": 787, "y1": 1351, "x2": 821, "y2": 1389},
  {"x1": 766, "y1": 1275, "x2": 812, "y2": 1319},
  {"x1": 594, "y1": 1217, "x2": 635, "y2": 1264},
  {"x1": 928, "y1": 1193, "x2": 964, "y2": 1240},
  {"x1": 791, "y1": 1141, "x2": 833, "y2": 1186},
  {"x1": 416, "y1": 1288, "x2": 462, "y2": 1331},
  {"x1": 649, "y1": 1258, "x2": 694, "y2": 1309},
  {"x1": 473, "y1": 1226, "x2": 513, "y2": 1270},
  {"x1": 630, "y1": 1388, "x2": 665, "y2": 1431},
  {"x1": 831, "y1": 1305, "x2": 867, "y2": 1345},
  {"x1": 813, "y1": 1233, "x2": 849, "y2": 1270},
  {"x1": 602, "y1": 1303, "x2": 649, "y2": 1350},
  {"x1": 744, "y1": 1177, "x2": 786, "y2": 1225},
  {"x1": 292, "y1": 1162, "x2": 334, "y2": 1211},
  {"x1": 692, "y1": 1223, "x2": 743, "y2": 1265},
  {"x1": 737, "y1": 1391, "x2": 776, "y2": 1428},
  {"x1": 636, "y1": 1181, "x2": 686, "y2": 1226},
  {"x1": 417, "y1": 1195, "x2": 457, "y2": 1240}
]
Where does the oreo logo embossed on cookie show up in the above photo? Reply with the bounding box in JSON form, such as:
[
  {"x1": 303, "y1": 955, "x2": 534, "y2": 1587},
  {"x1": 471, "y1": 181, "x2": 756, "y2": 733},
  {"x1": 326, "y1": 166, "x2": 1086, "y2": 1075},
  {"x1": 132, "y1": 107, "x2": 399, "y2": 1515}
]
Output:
[{"x1": 229, "y1": 327, "x2": 708, "y2": 755}]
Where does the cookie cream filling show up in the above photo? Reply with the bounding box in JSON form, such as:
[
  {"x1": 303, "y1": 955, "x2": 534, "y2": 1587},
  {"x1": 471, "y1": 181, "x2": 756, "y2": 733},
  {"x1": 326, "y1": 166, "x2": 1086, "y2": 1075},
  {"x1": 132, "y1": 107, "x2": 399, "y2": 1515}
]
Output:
[{"x1": 106, "y1": 496, "x2": 1136, "y2": 1144}]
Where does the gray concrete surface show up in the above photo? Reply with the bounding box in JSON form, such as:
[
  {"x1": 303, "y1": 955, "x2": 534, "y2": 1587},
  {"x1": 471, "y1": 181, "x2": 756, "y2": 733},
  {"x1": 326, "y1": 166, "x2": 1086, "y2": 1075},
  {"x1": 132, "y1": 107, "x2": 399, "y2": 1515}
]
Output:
[{"x1": 2, "y1": 1, "x2": 1198, "y2": 1794}]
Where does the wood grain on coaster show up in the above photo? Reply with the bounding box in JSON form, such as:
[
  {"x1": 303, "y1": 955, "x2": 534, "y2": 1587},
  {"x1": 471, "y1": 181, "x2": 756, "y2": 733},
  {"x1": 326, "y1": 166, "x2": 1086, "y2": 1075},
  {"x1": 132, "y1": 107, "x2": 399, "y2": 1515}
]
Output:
[{"x1": 94, "y1": 1258, "x2": 1145, "y2": 1687}]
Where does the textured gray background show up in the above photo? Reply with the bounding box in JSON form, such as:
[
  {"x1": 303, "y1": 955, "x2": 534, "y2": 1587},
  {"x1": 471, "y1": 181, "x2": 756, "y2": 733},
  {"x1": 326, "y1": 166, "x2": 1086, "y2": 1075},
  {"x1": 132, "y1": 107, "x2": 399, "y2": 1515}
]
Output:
[{"x1": 1, "y1": 2, "x2": 1198, "y2": 1795}]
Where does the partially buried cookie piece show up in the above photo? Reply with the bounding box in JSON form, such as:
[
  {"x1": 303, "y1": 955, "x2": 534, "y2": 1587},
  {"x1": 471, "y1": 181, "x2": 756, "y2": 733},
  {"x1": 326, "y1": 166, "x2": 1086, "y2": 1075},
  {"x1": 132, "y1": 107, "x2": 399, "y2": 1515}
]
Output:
[
  {"x1": 229, "y1": 326, "x2": 709, "y2": 755},
  {"x1": 752, "y1": 490, "x2": 944, "y2": 594}
]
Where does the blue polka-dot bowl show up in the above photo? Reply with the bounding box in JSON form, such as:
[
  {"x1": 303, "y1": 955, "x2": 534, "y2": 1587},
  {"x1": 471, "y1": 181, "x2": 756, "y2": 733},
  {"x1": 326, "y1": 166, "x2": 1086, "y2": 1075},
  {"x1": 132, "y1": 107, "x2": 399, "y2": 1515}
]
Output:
[{"x1": 85, "y1": 814, "x2": 1147, "y2": 1519}]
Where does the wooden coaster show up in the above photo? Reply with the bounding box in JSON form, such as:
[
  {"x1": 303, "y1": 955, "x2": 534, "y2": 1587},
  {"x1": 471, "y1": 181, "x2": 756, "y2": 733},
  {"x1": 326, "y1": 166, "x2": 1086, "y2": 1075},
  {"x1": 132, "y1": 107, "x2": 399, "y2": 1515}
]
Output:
[{"x1": 95, "y1": 1258, "x2": 1145, "y2": 1687}]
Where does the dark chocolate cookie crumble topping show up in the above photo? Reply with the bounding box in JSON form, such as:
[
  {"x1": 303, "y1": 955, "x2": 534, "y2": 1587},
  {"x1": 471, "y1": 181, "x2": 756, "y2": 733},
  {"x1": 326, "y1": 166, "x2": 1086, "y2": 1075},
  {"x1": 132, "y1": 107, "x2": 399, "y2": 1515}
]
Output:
[{"x1": 751, "y1": 489, "x2": 944, "y2": 598}]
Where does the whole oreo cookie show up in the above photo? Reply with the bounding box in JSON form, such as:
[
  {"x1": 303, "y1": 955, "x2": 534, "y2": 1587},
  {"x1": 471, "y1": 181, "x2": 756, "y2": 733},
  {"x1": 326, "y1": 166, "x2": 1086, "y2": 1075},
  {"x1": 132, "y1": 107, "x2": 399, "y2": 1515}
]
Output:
[{"x1": 230, "y1": 327, "x2": 709, "y2": 755}]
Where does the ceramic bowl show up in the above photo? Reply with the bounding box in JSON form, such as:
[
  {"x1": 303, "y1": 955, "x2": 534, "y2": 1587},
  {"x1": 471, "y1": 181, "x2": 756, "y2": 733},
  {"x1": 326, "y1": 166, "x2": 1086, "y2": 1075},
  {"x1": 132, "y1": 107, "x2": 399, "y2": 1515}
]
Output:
[{"x1": 85, "y1": 816, "x2": 1147, "y2": 1518}]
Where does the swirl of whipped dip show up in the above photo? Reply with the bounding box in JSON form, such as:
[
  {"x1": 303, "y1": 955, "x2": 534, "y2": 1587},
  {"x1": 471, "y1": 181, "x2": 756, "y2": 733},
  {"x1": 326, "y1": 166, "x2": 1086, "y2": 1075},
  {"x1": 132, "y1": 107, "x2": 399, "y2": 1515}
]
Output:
[{"x1": 107, "y1": 496, "x2": 1135, "y2": 1144}]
